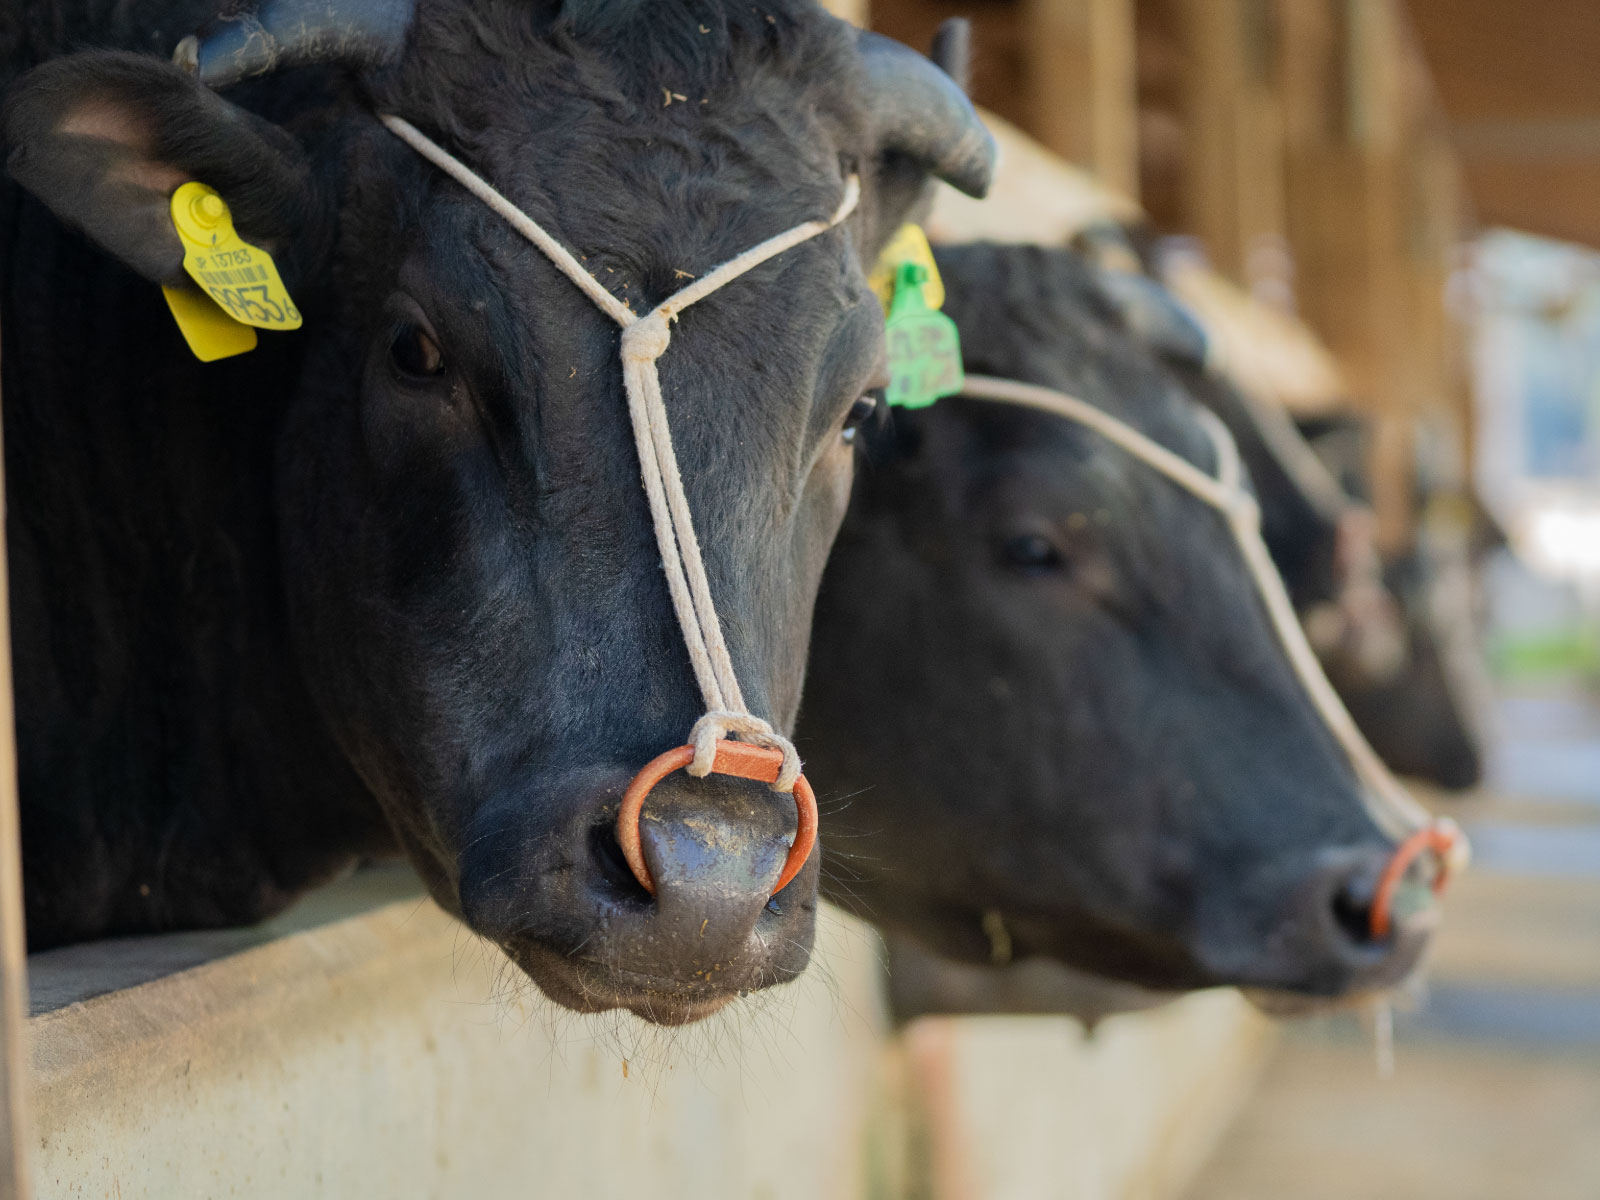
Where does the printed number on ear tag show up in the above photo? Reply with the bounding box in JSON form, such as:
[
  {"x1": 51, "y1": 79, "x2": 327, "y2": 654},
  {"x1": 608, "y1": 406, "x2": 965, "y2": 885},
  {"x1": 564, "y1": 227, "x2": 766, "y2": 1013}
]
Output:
[
  {"x1": 167, "y1": 182, "x2": 302, "y2": 356},
  {"x1": 885, "y1": 261, "x2": 963, "y2": 410}
]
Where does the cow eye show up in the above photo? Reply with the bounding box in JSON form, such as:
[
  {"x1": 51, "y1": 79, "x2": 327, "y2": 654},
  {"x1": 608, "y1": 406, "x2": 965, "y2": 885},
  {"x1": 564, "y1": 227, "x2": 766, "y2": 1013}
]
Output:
[
  {"x1": 841, "y1": 390, "x2": 881, "y2": 444},
  {"x1": 389, "y1": 323, "x2": 445, "y2": 380},
  {"x1": 999, "y1": 533, "x2": 1065, "y2": 574}
]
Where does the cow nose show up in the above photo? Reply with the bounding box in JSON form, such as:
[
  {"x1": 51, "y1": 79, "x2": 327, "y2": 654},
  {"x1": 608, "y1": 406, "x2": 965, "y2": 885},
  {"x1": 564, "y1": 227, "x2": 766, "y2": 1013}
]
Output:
[
  {"x1": 633, "y1": 793, "x2": 788, "y2": 965},
  {"x1": 587, "y1": 771, "x2": 805, "y2": 977},
  {"x1": 454, "y1": 764, "x2": 818, "y2": 1022},
  {"x1": 1314, "y1": 845, "x2": 1438, "y2": 986}
]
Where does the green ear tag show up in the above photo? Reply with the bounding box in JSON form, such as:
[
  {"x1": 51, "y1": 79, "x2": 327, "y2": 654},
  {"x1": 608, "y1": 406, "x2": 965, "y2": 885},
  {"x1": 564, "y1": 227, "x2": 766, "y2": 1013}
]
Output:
[{"x1": 885, "y1": 262, "x2": 964, "y2": 409}]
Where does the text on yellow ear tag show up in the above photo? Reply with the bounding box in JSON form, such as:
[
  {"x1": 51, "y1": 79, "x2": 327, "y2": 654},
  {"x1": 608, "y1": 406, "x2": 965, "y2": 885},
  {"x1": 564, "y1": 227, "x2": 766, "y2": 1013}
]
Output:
[
  {"x1": 161, "y1": 284, "x2": 259, "y2": 361},
  {"x1": 869, "y1": 223, "x2": 945, "y2": 313},
  {"x1": 170, "y1": 182, "x2": 302, "y2": 332}
]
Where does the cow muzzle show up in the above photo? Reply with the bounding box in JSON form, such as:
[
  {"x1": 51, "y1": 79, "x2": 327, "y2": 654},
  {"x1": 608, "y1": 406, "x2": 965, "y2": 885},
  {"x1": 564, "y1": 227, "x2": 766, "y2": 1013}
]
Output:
[{"x1": 456, "y1": 765, "x2": 817, "y2": 1024}]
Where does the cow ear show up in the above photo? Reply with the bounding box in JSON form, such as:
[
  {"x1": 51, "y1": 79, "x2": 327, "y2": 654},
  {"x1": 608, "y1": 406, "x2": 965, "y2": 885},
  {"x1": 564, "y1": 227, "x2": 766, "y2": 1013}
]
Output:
[{"x1": 2, "y1": 50, "x2": 313, "y2": 283}]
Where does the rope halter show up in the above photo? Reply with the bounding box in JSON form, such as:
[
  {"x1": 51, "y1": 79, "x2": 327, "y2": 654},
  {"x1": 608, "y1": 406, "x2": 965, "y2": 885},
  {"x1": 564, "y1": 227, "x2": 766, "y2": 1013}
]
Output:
[
  {"x1": 956, "y1": 374, "x2": 1470, "y2": 940},
  {"x1": 381, "y1": 115, "x2": 858, "y2": 898}
]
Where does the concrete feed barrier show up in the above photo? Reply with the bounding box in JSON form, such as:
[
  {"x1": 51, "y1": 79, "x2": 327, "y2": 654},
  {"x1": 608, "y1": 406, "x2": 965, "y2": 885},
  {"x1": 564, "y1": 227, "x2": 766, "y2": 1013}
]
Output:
[{"x1": 26, "y1": 870, "x2": 1271, "y2": 1199}]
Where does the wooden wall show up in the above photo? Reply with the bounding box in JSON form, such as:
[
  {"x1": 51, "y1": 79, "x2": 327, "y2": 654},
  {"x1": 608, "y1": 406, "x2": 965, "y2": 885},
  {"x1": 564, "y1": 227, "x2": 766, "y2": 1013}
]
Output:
[
  {"x1": 1406, "y1": 0, "x2": 1600, "y2": 252},
  {"x1": 870, "y1": 0, "x2": 1475, "y2": 551}
]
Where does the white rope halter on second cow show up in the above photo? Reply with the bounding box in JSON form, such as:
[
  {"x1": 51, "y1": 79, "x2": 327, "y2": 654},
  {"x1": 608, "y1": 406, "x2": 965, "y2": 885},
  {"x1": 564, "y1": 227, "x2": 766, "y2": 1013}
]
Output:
[
  {"x1": 381, "y1": 115, "x2": 860, "y2": 796},
  {"x1": 958, "y1": 374, "x2": 1467, "y2": 865}
]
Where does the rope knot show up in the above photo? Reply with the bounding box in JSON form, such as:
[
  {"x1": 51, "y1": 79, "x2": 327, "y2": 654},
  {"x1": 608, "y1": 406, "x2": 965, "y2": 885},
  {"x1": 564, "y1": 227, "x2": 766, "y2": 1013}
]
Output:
[
  {"x1": 621, "y1": 311, "x2": 672, "y2": 363},
  {"x1": 687, "y1": 711, "x2": 803, "y2": 793}
]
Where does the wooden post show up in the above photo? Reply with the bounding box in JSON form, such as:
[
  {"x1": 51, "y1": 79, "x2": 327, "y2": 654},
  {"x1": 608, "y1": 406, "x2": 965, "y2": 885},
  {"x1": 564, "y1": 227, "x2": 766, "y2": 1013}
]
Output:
[
  {"x1": 1172, "y1": 0, "x2": 1290, "y2": 298},
  {"x1": 0, "y1": 316, "x2": 34, "y2": 1198},
  {"x1": 820, "y1": 0, "x2": 868, "y2": 25},
  {"x1": 1020, "y1": 0, "x2": 1140, "y2": 197},
  {"x1": 1279, "y1": 0, "x2": 1469, "y2": 550}
]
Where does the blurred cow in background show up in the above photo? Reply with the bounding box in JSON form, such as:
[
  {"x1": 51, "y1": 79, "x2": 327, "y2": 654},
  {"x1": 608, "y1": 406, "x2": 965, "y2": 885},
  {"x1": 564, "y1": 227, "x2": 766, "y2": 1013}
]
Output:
[{"x1": 799, "y1": 243, "x2": 1445, "y2": 1004}]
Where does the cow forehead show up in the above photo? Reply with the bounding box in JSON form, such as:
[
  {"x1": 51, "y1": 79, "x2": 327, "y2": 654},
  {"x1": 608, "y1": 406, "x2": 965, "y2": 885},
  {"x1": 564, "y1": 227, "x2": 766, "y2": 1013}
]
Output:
[
  {"x1": 366, "y1": 2, "x2": 873, "y2": 299},
  {"x1": 375, "y1": 109, "x2": 862, "y2": 312},
  {"x1": 387, "y1": 0, "x2": 868, "y2": 180},
  {"x1": 498, "y1": 152, "x2": 854, "y2": 293}
]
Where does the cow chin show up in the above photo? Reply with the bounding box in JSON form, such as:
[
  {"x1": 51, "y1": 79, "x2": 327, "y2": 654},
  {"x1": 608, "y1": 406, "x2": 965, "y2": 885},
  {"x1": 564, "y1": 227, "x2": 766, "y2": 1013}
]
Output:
[
  {"x1": 499, "y1": 938, "x2": 796, "y2": 1026},
  {"x1": 1241, "y1": 982, "x2": 1424, "y2": 1020}
]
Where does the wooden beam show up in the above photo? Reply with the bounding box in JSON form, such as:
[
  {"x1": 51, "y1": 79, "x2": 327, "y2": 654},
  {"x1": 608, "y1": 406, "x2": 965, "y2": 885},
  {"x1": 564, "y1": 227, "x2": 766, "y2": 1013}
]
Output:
[
  {"x1": 0, "y1": 307, "x2": 35, "y2": 1199},
  {"x1": 1405, "y1": 0, "x2": 1600, "y2": 126},
  {"x1": 1284, "y1": 146, "x2": 1407, "y2": 409},
  {"x1": 1279, "y1": 0, "x2": 1473, "y2": 549},
  {"x1": 1019, "y1": 0, "x2": 1140, "y2": 197},
  {"x1": 1281, "y1": 0, "x2": 1412, "y2": 409},
  {"x1": 1460, "y1": 158, "x2": 1600, "y2": 251},
  {"x1": 820, "y1": 0, "x2": 868, "y2": 23},
  {"x1": 926, "y1": 106, "x2": 1142, "y2": 246},
  {"x1": 1170, "y1": 0, "x2": 1290, "y2": 291},
  {"x1": 1276, "y1": 0, "x2": 1340, "y2": 149},
  {"x1": 1405, "y1": 0, "x2": 1600, "y2": 247}
]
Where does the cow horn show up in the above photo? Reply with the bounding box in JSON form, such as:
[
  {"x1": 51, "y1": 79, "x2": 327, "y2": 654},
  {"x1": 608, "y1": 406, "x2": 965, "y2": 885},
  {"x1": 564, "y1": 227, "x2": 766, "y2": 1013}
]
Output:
[
  {"x1": 858, "y1": 26, "x2": 996, "y2": 199},
  {"x1": 928, "y1": 17, "x2": 973, "y2": 95},
  {"x1": 172, "y1": 0, "x2": 417, "y2": 89}
]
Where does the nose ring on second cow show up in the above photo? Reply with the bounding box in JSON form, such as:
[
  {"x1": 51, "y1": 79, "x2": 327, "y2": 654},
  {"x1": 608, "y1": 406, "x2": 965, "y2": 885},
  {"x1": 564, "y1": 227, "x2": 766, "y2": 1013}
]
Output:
[
  {"x1": 1369, "y1": 819, "x2": 1467, "y2": 940},
  {"x1": 617, "y1": 741, "x2": 819, "y2": 897}
]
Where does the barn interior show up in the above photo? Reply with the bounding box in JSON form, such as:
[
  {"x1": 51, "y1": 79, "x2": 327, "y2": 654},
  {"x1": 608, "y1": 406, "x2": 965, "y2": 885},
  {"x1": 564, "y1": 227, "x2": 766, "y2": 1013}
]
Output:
[{"x1": 0, "y1": 1, "x2": 1597, "y2": 1197}]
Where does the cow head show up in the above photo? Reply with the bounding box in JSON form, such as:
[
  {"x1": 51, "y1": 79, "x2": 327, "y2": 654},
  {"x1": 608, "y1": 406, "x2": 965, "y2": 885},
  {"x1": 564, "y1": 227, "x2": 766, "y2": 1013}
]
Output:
[
  {"x1": 2, "y1": 2, "x2": 995, "y2": 1023},
  {"x1": 799, "y1": 244, "x2": 1436, "y2": 999},
  {"x1": 1297, "y1": 418, "x2": 1491, "y2": 790},
  {"x1": 1331, "y1": 529, "x2": 1491, "y2": 791}
]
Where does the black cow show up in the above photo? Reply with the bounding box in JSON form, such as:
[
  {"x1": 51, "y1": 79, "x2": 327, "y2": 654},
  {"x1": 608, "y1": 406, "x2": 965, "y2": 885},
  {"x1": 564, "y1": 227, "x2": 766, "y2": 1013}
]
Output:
[
  {"x1": 799, "y1": 243, "x2": 1437, "y2": 998},
  {"x1": 0, "y1": 1, "x2": 993, "y2": 1024},
  {"x1": 1299, "y1": 416, "x2": 1493, "y2": 790},
  {"x1": 1333, "y1": 543, "x2": 1489, "y2": 790}
]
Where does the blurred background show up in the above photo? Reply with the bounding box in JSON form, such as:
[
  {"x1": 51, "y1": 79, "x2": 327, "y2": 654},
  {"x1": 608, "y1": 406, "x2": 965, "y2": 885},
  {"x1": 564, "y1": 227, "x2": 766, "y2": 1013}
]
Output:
[{"x1": 833, "y1": 1, "x2": 1600, "y2": 1195}]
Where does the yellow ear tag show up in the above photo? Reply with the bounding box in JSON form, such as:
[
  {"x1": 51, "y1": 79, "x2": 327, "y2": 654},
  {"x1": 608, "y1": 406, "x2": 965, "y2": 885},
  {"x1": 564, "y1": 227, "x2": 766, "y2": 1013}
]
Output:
[
  {"x1": 170, "y1": 182, "x2": 302, "y2": 334},
  {"x1": 161, "y1": 283, "x2": 259, "y2": 361},
  {"x1": 869, "y1": 223, "x2": 945, "y2": 313}
]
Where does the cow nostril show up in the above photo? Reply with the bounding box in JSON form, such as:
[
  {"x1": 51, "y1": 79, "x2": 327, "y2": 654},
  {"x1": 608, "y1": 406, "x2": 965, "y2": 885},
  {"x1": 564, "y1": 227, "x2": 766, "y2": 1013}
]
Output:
[
  {"x1": 589, "y1": 821, "x2": 651, "y2": 903},
  {"x1": 1330, "y1": 872, "x2": 1377, "y2": 946}
]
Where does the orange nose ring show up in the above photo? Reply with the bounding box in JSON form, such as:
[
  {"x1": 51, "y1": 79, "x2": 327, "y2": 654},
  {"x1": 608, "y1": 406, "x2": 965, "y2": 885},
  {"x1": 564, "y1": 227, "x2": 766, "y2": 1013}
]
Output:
[
  {"x1": 616, "y1": 739, "x2": 818, "y2": 898},
  {"x1": 1370, "y1": 822, "x2": 1464, "y2": 940}
]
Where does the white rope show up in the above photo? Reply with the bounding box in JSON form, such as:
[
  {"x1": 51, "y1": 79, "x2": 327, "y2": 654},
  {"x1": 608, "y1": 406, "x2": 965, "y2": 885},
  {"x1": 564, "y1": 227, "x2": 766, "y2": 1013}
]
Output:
[
  {"x1": 382, "y1": 115, "x2": 861, "y2": 793},
  {"x1": 959, "y1": 374, "x2": 1437, "y2": 842}
]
